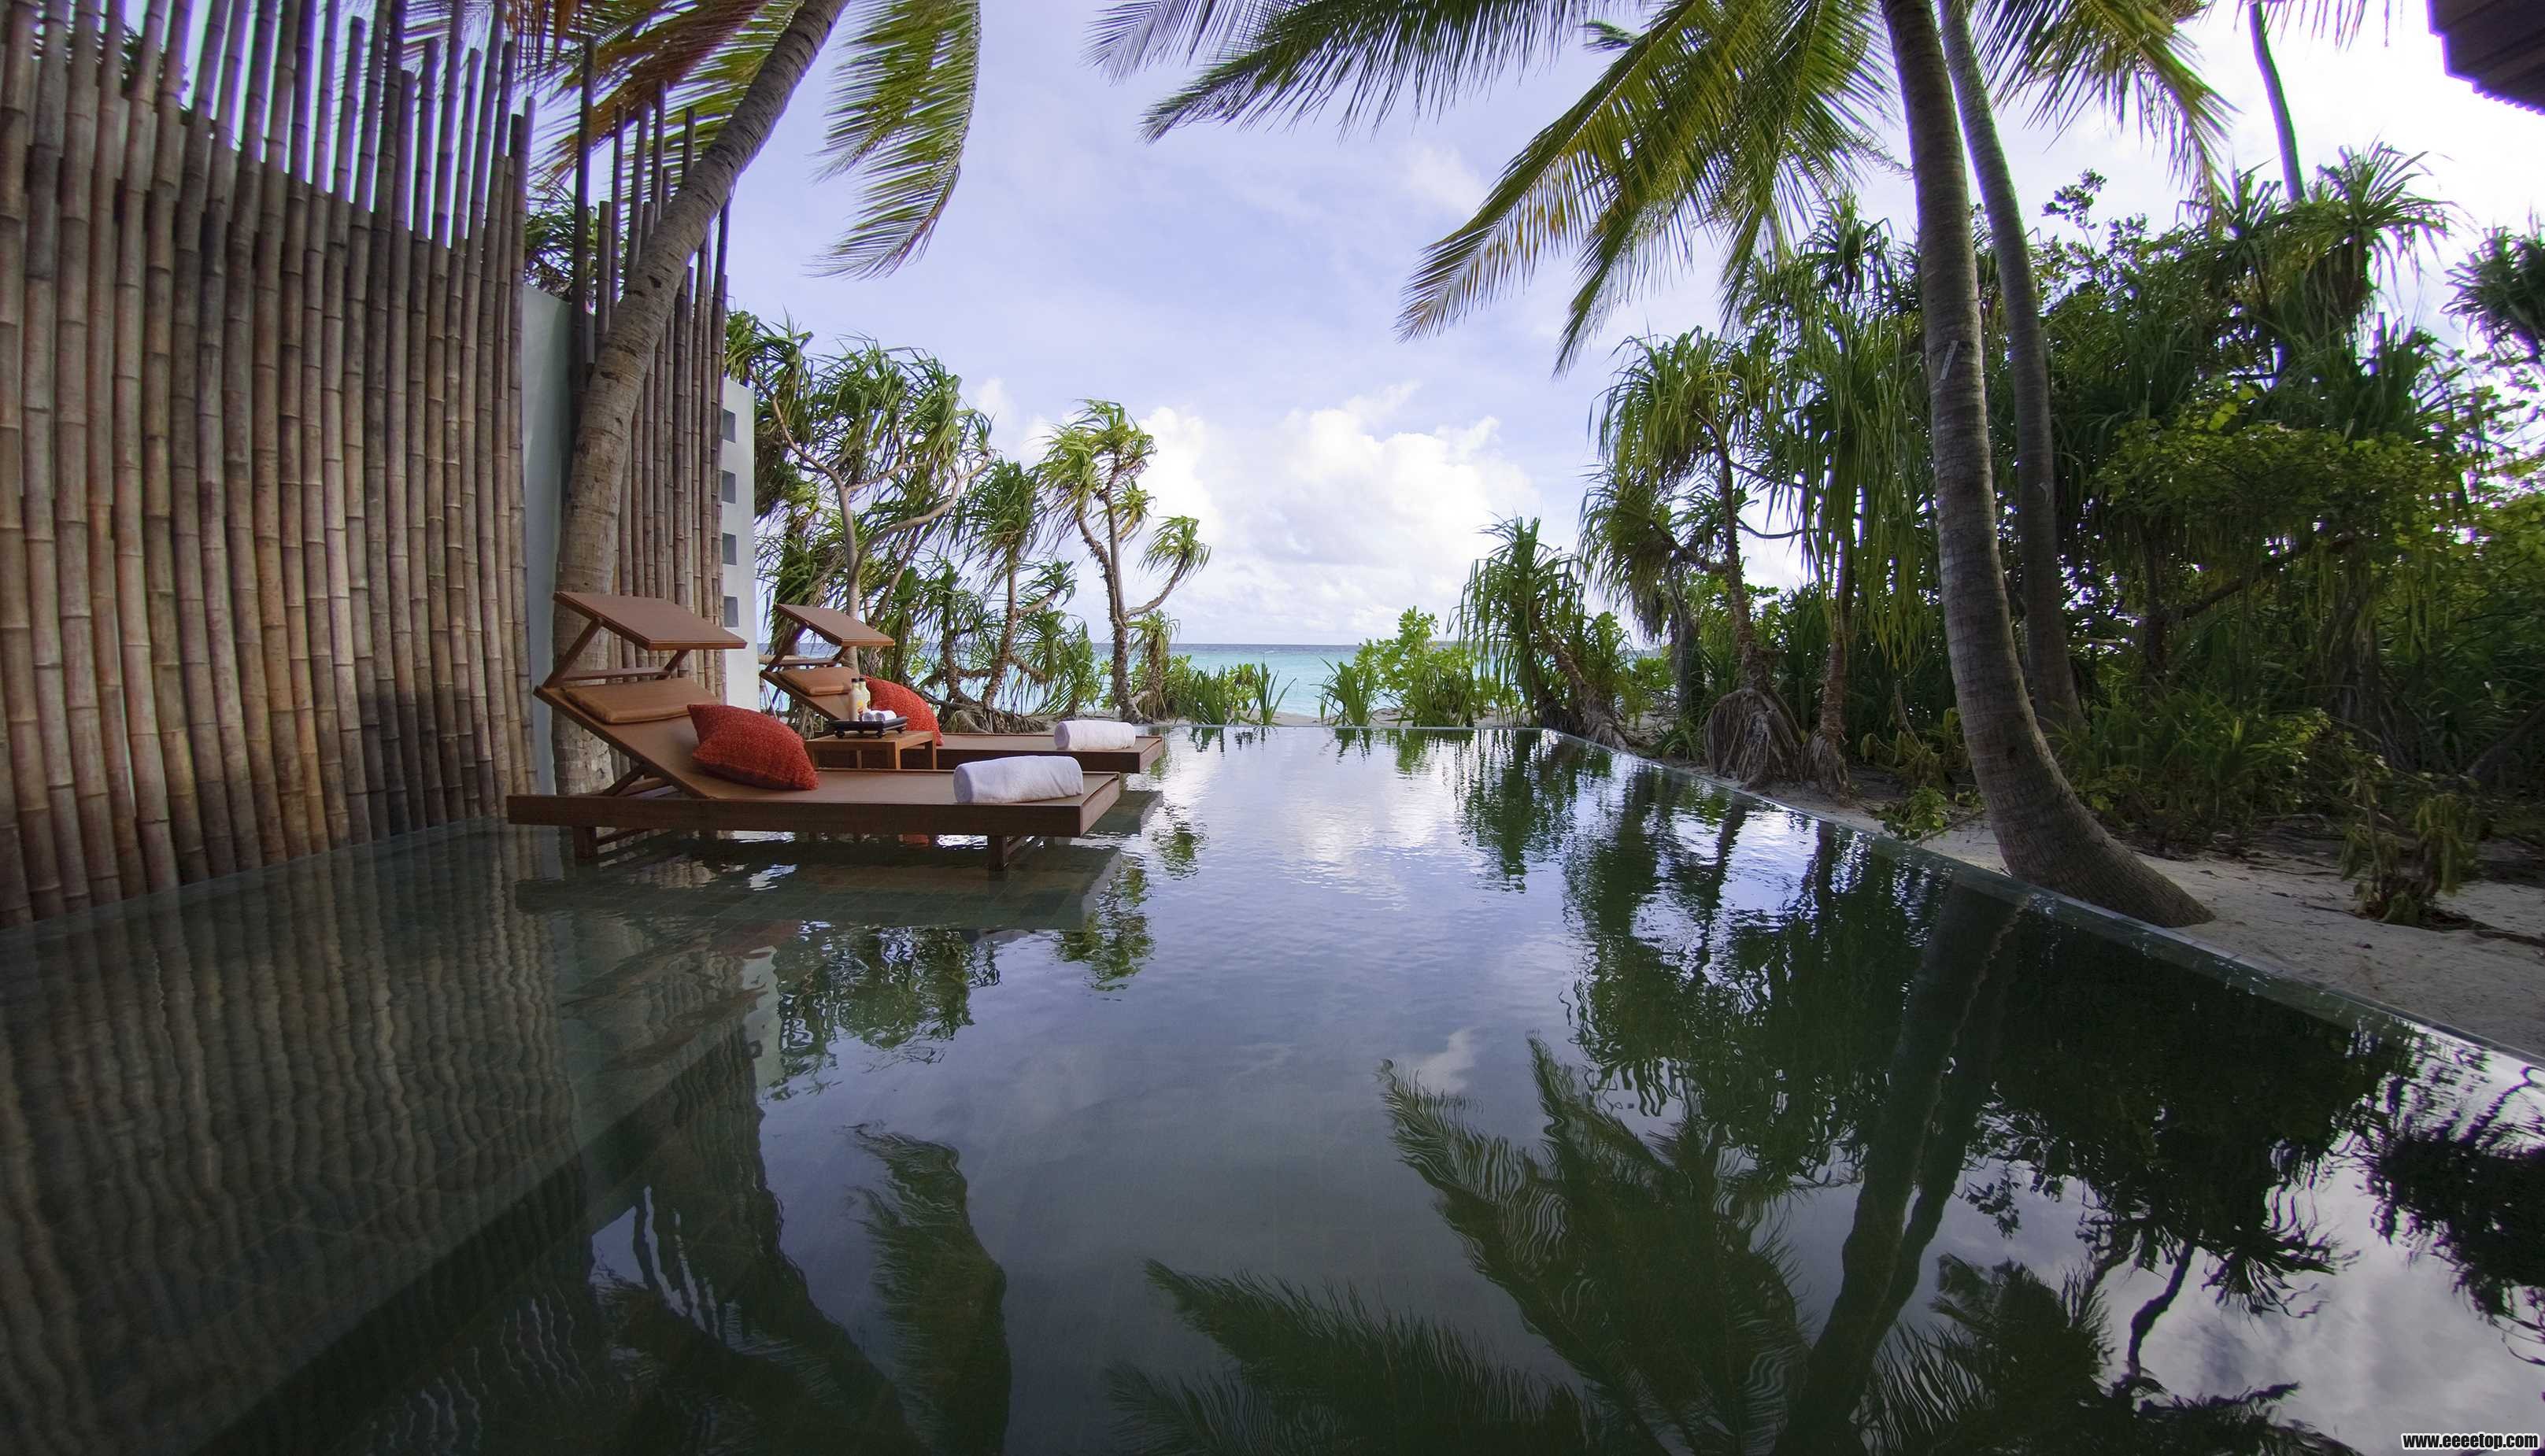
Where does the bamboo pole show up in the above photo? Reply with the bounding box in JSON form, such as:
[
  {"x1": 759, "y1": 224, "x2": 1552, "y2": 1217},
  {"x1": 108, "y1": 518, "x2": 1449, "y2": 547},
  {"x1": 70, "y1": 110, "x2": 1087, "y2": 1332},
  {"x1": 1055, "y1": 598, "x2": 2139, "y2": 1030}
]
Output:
[
  {"x1": 390, "y1": 58, "x2": 437, "y2": 823},
  {"x1": 56, "y1": 0, "x2": 128, "y2": 902},
  {"x1": 0, "y1": 0, "x2": 54, "y2": 922},
  {"x1": 466, "y1": 42, "x2": 516, "y2": 794},
  {"x1": 26, "y1": 0, "x2": 97, "y2": 907},
  {"x1": 223, "y1": 0, "x2": 290, "y2": 863},
  {"x1": 261, "y1": 0, "x2": 324, "y2": 854},
  {"x1": 136, "y1": 0, "x2": 205, "y2": 884},
  {"x1": 78, "y1": 0, "x2": 158, "y2": 893},
  {"x1": 320, "y1": 11, "x2": 374, "y2": 840},
  {"x1": 406, "y1": 43, "x2": 447, "y2": 820},
  {"x1": 290, "y1": 0, "x2": 350, "y2": 844},
  {"x1": 195, "y1": 0, "x2": 266, "y2": 870},
  {"x1": 362, "y1": 13, "x2": 415, "y2": 834},
  {"x1": 502, "y1": 106, "x2": 533, "y2": 782},
  {"x1": 441, "y1": 48, "x2": 488, "y2": 809},
  {"x1": 419, "y1": 33, "x2": 461, "y2": 818}
]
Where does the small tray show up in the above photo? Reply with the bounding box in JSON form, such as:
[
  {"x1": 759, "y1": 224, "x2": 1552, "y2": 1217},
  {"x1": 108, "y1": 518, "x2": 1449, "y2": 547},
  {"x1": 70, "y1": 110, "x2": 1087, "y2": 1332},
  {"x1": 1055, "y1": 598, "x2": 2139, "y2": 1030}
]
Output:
[{"x1": 827, "y1": 714, "x2": 909, "y2": 737}]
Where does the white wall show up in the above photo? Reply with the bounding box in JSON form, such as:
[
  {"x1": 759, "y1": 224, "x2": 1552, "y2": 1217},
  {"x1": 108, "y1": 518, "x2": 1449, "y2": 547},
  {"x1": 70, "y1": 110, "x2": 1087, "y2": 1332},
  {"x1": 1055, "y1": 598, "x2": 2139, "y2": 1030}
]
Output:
[
  {"x1": 716, "y1": 379, "x2": 760, "y2": 708},
  {"x1": 518, "y1": 289, "x2": 575, "y2": 794}
]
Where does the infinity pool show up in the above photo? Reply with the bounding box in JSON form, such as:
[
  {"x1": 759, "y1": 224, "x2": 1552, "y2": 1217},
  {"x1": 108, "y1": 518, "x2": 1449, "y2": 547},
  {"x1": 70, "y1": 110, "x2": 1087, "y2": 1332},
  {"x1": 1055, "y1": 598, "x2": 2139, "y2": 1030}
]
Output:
[{"x1": 3, "y1": 728, "x2": 2539, "y2": 1453}]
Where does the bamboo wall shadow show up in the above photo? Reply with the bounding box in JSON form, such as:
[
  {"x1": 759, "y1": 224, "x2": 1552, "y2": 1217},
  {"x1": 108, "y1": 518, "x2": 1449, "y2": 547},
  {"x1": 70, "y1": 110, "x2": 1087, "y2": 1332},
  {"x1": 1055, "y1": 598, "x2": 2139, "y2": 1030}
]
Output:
[{"x1": 0, "y1": 0, "x2": 731, "y2": 926}]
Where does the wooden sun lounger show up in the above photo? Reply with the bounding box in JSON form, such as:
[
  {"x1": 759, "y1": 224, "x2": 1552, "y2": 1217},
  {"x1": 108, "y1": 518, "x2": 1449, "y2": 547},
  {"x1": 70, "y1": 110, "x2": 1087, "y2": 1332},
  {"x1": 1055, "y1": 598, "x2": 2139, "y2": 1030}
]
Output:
[
  {"x1": 509, "y1": 591, "x2": 1123, "y2": 870},
  {"x1": 761, "y1": 601, "x2": 1167, "y2": 774}
]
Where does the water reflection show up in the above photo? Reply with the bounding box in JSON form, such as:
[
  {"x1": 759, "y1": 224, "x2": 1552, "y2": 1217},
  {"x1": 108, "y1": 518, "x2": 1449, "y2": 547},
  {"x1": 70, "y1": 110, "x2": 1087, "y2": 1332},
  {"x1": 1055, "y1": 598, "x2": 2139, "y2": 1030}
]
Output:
[{"x1": 3, "y1": 730, "x2": 2540, "y2": 1454}]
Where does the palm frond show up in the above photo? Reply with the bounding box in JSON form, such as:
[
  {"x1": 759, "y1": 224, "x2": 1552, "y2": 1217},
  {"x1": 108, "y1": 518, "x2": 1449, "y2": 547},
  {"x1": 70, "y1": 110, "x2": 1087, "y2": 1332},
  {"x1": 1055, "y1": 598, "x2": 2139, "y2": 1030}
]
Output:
[
  {"x1": 1133, "y1": 0, "x2": 1615, "y2": 139},
  {"x1": 1970, "y1": 0, "x2": 2225, "y2": 183},
  {"x1": 1396, "y1": 0, "x2": 1885, "y2": 368}
]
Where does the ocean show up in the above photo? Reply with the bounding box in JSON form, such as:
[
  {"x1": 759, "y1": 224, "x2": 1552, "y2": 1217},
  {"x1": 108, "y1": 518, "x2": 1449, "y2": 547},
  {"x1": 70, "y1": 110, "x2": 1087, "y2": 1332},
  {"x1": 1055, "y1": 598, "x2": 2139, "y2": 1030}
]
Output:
[{"x1": 1166, "y1": 644, "x2": 1359, "y2": 718}]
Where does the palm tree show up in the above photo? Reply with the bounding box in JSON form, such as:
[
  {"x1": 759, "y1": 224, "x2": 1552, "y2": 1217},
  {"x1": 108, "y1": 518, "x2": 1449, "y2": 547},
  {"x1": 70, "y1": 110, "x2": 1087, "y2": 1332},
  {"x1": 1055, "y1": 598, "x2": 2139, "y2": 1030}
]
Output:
[
  {"x1": 1881, "y1": 0, "x2": 2212, "y2": 923},
  {"x1": 729, "y1": 317, "x2": 990, "y2": 656},
  {"x1": 509, "y1": 0, "x2": 982, "y2": 787},
  {"x1": 1939, "y1": 0, "x2": 2220, "y2": 733},
  {"x1": 2448, "y1": 222, "x2": 2545, "y2": 369},
  {"x1": 1585, "y1": 329, "x2": 1800, "y2": 784},
  {"x1": 1735, "y1": 205, "x2": 1929, "y2": 795},
  {"x1": 1037, "y1": 402, "x2": 1210, "y2": 717},
  {"x1": 956, "y1": 459, "x2": 1069, "y2": 728},
  {"x1": 1100, "y1": 0, "x2": 2209, "y2": 924}
]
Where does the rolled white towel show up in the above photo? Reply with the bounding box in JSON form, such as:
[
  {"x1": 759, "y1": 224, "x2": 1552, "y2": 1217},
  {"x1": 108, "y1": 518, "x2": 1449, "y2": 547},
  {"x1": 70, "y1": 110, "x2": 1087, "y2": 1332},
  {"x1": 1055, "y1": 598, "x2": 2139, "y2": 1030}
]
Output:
[
  {"x1": 952, "y1": 755, "x2": 1086, "y2": 804},
  {"x1": 1052, "y1": 719, "x2": 1137, "y2": 752}
]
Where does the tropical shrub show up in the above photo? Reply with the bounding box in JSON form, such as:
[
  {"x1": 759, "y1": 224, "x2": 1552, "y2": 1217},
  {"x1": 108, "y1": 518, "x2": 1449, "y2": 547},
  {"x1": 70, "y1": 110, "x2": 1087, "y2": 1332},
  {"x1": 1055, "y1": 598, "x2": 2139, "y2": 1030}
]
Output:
[
  {"x1": 1319, "y1": 656, "x2": 1378, "y2": 726},
  {"x1": 2058, "y1": 693, "x2": 2326, "y2": 853},
  {"x1": 1164, "y1": 658, "x2": 1284, "y2": 726},
  {"x1": 2340, "y1": 766, "x2": 2484, "y2": 926}
]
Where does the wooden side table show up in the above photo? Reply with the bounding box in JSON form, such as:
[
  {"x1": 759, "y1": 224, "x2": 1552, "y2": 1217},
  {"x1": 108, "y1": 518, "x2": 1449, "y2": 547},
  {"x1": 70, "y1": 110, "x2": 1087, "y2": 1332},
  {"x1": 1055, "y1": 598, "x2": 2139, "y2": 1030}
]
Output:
[{"x1": 823, "y1": 727, "x2": 935, "y2": 770}]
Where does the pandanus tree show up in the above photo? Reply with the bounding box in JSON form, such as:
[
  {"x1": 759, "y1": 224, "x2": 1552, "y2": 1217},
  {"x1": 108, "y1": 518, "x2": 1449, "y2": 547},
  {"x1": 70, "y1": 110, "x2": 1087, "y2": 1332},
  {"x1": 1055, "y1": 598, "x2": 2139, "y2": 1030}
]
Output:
[
  {"x1": 952, "y1": 460, "x2": 1076, "y2": 728},
  {"x1": 491, "y1": 0, "x2": 982, "y2": 787},
  {"x1": 1584, "y1": 329, "x2": 1801, "y2": 784},
  {"x1": 1097, "y1": 0, "x2": 2208, "y2": 923},
  {"x1": 729, "y1": 313, "x2": 991, "y2": 656},
  {"x1": 1459, "y1": 518, "x2": 1629, "y2": 748},
  {"x1": 1036, "y1": 402, "x2": 1210, "y2": 718},
  {"x1": 2450, "y1": 223, "x2": 2545, "y2": 371},
  {"x1": 1734, "y1": 203, "x2": 1930, "y2": 795}
]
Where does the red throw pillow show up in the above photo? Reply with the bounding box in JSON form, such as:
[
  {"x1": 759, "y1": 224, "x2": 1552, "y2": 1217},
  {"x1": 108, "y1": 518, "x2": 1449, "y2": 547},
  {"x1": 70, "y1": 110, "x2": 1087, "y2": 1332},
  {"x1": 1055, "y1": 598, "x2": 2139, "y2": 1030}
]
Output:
[
  {"x1": 865, "y1": 678, "x2": 941, "y2": 745},
  {"x1": 687, "y1": 704, "x2": 819, "y2": 791}
]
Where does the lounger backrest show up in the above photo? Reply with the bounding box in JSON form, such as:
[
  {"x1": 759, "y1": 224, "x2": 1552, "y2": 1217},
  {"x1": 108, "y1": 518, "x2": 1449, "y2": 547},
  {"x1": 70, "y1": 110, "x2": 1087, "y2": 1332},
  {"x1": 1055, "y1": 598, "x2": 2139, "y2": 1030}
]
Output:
[
  {"x1": 765, "y1": 664, "x2": 855, "y2": 718},
  {"x1": 542, "y1": 677, "x2": 731, "y2": 799}
]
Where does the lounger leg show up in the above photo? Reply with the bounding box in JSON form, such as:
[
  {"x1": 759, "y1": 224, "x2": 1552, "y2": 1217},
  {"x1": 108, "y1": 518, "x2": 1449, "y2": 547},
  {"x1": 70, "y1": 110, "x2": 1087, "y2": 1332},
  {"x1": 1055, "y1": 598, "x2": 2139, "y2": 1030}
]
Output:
[
  {"x1": 986, "y1": 836, "x2": 1008, "y2": 871},
  {"x1": 570, "y1": 826, "x2": 600, "y2": 863}
]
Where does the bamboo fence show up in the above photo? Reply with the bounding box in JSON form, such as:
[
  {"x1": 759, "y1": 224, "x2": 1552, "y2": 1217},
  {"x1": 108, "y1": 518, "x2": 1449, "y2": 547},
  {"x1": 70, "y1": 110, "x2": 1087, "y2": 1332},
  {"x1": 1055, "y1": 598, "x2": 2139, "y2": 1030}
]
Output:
[{"x1": 0, "y1": 0, "x2": 732, "y2": 926}]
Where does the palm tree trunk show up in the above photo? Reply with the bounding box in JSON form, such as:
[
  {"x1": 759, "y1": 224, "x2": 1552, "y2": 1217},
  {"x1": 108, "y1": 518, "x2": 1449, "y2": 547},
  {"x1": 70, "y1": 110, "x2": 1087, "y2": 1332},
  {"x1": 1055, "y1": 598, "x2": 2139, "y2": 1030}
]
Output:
[
  {"x1": 551, "y1": 0, "x2": 851, "y2": 789},
  {"x1": 1941, "y1": 0, "x2": 2081, "y2": 735},
  {"x1": 1807, "y1": 519, "x2": 1855, "y2": 796},
  {"x1": 1877, "y1": 0, "x2": 2210, "y2": 927},
  {"x1": 1718, "y1": 467, "x2": 1771, "y2": 698},
  {"x1": 1101, "y1": 486, "x2": 1132, "y2": 715},
  {"x1": 2249, "y1": 2, "x2": 2305, "y2": 201}
]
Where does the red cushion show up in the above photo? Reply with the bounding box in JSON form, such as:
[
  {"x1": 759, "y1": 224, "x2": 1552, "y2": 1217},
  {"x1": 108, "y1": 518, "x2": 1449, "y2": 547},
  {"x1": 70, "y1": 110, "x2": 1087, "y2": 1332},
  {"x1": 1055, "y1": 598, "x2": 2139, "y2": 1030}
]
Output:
[
  {"x1": 687, "y1": 704, "x2": 819, "y2": 791},
  {"x1": 865, "y1": 678, "x2": 941, "y2": 745}
]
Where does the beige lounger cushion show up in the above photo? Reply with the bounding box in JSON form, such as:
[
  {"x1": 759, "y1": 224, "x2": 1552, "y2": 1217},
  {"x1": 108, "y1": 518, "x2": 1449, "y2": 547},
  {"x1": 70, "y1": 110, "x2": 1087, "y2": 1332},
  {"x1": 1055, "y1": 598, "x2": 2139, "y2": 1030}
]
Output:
[
  {"x1": 784, "y1": 666, "x2": 856, "y2": 697},
  {"x1": 561, "y1": 678, "x2": 710, "y2": 724}
]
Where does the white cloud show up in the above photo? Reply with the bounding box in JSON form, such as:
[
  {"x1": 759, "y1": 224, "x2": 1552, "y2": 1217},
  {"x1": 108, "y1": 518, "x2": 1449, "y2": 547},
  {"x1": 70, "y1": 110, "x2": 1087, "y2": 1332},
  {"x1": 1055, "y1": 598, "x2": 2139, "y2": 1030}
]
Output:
[
  {"x1": 1402, "y1": 142, "x2": 1487, "y2": 217},
  {"x1": 1119, "y1": 390, "x2": 1547, "y2": 641}
]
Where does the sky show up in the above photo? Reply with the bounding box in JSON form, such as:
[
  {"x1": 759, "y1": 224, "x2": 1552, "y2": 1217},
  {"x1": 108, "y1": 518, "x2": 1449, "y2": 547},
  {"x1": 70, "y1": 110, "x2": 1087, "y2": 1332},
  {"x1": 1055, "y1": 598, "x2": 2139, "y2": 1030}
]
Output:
[{"x1": 716, "y1": 3, "x2": 2545, "y2": 646}]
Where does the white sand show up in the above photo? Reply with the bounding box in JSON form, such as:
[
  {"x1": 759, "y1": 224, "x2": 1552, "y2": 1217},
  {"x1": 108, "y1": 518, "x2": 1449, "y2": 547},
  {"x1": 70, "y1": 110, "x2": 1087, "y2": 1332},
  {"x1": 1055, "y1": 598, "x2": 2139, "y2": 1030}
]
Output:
[{"x1": 1766, "y1": 782, "x2": 2545, "y2": 1059}]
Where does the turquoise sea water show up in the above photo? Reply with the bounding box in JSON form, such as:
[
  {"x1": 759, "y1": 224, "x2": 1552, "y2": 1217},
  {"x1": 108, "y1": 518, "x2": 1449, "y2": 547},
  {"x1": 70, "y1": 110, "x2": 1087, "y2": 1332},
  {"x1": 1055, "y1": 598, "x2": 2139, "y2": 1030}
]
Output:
[{"x1": 1170, "y1": 643, "x2": 1358, "y2": 716}]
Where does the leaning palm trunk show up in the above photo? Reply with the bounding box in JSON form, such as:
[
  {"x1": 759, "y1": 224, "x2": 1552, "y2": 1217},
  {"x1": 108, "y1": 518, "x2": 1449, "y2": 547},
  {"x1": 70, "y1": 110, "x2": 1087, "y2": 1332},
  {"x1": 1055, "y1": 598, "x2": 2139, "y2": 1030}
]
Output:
[
  {"x1": 550, "y1": 0, "x2": 852, "y2": 790},
  {"x1": 1941, "y1": 0, "x2": 2080, "y2": 734},
  {"x1": 1876, "y1": 0, "x2": 2209, "y2": 927},
  {"x1": 2249, "y1": 2, "x2": 2305, "y2": 201}
]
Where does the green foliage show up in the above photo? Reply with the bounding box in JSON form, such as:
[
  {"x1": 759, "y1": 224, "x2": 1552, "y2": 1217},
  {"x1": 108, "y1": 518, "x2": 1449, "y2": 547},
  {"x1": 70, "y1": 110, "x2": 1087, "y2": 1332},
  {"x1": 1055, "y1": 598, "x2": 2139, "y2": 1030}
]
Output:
[
  {"x1": 1859, "y1": 708, "x2": 1968, "y2": 793},
  {"x1": 1312, "y1": 608, "x2": 1504, "y2": 727},
  {"x1": 1875, "y1": 786, "x2": 1979, "y2": 843},
  {"x1": 2057, "y1": 693, "x2": 2328, "y2": 854},
  {"x1": 1164, "y1": 659, "x2": 1283, "y2": 726},
  {"x1": 1318, "y1": 655, "x2": 1378, "y2": 727},
  {"x1": 2340, "y1": 763, "x2": 2484, "y2": 926}
]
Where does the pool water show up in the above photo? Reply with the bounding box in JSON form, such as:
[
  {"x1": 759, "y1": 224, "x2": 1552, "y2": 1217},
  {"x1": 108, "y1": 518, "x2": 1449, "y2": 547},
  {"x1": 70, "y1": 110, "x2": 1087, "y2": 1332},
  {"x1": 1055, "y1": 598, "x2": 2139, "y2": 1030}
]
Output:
[{"x1": 2, "y1": 729, "x2": 2539, "y2": 1454}]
